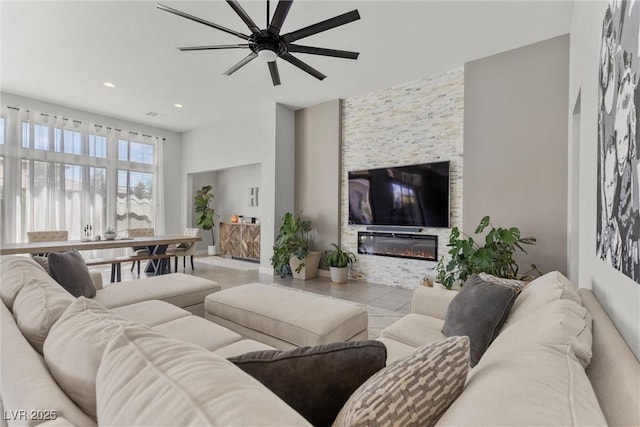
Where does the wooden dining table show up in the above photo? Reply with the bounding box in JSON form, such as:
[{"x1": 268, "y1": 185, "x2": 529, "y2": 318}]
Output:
[{"x1": 0, "y1": 234, "x2": 202, "y2": 281}]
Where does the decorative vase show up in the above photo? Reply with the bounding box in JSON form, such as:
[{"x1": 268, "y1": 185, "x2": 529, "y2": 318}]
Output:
[
  {"x1": 329, "y1": 266, "x2": 349, "y2": 284},
  {"x1": 104, "y1": 233, "x2": 116, "y2": 240},
  {"x1": 289, "y1": 252, "x2": 322, "y2": 280}
]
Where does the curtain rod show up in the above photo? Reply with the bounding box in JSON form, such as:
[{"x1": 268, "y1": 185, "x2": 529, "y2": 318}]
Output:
[{"x1": 5, "y1": 105, "x2": 166, "y2": 141}]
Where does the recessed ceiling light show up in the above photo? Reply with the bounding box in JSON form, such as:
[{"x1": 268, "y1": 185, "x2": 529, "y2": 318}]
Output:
[
  {"x1": 174, "y1": 104, "x2": 184, "y2": 108},
  {"x1": 103, "y1": 82, "x2": 116, "y2": 88}
]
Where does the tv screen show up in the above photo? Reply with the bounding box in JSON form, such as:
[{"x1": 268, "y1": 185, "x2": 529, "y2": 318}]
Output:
[{"x1": 348, "y1": 161, "x2": 450, "y2": 228}]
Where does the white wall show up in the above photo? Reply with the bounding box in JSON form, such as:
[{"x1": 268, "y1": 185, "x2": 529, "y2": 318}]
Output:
[
  {"x1": 214, "y1": 164, "x2": 261, "y2": 223},
  {"x1": 569, "y1": 1, "x2": 639, "y2": 358},
  {"x1": 181, "y1": 103, "x2": 295, "y2": 272},
  {"x1": 0, "y1": 91, "x2": 183, "y2": 234}
]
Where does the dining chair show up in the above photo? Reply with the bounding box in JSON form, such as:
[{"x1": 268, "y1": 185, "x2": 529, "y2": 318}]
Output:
[
  {"x1": 127, "y1": 228, "x2": 155, "y2": 275},
  {"x1": 27, "y1": 230, "x2": 69, "y2": 243},
  {"x1": 166, "y1": 228, "x2": 201, "y2": 272}
]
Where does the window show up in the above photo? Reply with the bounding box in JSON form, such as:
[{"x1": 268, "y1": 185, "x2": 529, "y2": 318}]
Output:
[
  {"x1": 117, "y1": 169, "x2": 153, "y2": 231},
  {"x1": 0, "y1": 107, "x2": 162, "y2": 243},
  {"x1": 118, "y1": 139, "x2": 154, "y2": 164}
]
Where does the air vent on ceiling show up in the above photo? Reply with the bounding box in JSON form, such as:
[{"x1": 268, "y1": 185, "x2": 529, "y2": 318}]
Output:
[{"x1": 145, "y1": 111, "x2": 165, "y2": 118}]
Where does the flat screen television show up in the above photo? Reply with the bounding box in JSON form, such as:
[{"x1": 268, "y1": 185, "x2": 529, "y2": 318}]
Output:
[{"x1": 348, "y1": 161, "x2": 450, "y2": 228}]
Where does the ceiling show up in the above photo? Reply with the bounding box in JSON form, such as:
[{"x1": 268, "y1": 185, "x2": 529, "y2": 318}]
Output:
[{"x1": 1, "y1": 1, "x2": 574, "y2": 133}]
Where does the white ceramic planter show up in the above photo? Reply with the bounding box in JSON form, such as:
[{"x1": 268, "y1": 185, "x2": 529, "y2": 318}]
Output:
[
  {"x1": 208, "y1": 245, "x2": 218, "y2": 256},
  {"x1": 289, "y1": 251, "x2": 322, "y2": 280},
  {"x1": 329, "y1": 266, "x2": 349, "y2": 284}
]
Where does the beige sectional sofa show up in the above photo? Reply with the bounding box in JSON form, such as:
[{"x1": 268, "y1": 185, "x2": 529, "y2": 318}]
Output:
[
  {"x1": 379, "y1": 272, "x2": 640, "y2": 426},
  {"x1": 2, "y1": 255, "x2": 638, "y2": 426}
]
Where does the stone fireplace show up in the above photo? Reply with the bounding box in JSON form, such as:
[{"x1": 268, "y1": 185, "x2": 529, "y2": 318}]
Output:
[{"x1": 357, "y1": 231, "x2": 437, "y2": 261}]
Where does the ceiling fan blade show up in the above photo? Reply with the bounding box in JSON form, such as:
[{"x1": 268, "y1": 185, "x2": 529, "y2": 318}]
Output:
[
  {"x1": 157, "y1": 4, "x2": 249, "y2": 40},
  {"x1": 226, "y1": 0, "x2": 262, "y2": 35},
  {"x1": 268, "y1": 0, "x2": 293, "y2": 36},
  {"x1": 280, "y1": 52, "x2": 326, "y2": 81},
  {"x1": 282, "y1": 9, "x2": 360, "y2": 43},
  {"x1": 268, "y1": 61, "x2": 281, "y2": 86},
  {"x1": 178, "y1": 44, "x2": 250, "y2": 51},
  {"x1": 224, "y1": 52, "x2": 258, "y2": 75},
  {"x1": 287, "y1": 44, "x2": 359, "y2": 60}
]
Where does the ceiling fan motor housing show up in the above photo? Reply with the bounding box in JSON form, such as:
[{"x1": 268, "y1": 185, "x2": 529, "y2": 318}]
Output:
[{"x1": 250, "y1": 32, "x2": 287, "y2": 59}]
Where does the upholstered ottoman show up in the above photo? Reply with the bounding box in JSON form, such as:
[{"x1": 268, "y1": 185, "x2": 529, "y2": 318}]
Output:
[{"x1": 204, "y1": 283, "x2": 368, "y2": 350}]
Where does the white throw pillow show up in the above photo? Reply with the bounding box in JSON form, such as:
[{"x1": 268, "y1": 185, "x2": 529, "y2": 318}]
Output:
[
  {"x1": 12, "y1": 278, "x2": 75, "y2": 353},
  {"x1": 43, "y1": 297, "x2": 136, "y2": 418},
  {"x1": 504, "y1": 271, "x2": 582, "y2": 328},
  {"x1": 0, "y1": 256, "x2": 54, "y2": 311},
  {"x1": 487, "y1": 299, "x2": 593, "y2": 368},
  {"x1": 96, "y1": 324, "x2": 311, "y2": 426}
]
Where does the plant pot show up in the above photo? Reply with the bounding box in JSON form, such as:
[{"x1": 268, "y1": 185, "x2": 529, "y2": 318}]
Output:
[
  {"x1": 289, "y1": 251, "x2": 322, "y2": 280},
  {"x1": 329, "y1": 266, "x2": 349, "y2": 284},
  {"x1": 208, "y1": 245, "x2": 218, "y2": 256}
]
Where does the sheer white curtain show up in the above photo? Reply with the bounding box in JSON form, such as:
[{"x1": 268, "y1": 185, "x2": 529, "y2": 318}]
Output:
[{"x1": 0, "y1": 105, "x2": 165, "y2": 244}]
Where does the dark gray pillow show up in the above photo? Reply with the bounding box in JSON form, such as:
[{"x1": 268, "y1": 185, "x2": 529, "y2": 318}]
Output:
[
  {"x1": 442, "y1": 274, "x2": 518, "y2": 367},
  {"x1": 229, "y1": 340, "x2": 387, "y2": 427},
  {"x1": 47, "y1": 250, "x2": 96, "y2": 298}
]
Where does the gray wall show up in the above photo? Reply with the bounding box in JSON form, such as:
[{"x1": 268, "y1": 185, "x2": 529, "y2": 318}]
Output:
[
  {"x1": 463, "y1": 35, "x2": 570, "y2": 276},
  {"x1": 295, "y1": 100, "x2": 341, "y2": 266}
]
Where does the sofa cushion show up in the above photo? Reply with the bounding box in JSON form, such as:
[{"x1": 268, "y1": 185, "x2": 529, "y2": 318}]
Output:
[
  {"x1": 213, "y1": 340, "x2": 277, "y2": 358},
  {"x1": 43, "y1": 297, "x2": 137, "y2": 418},
  {"x1": 152, "y1": 315, "x2": 242, "y2": 351},
  {"x1": 334, "y1": 336, "x2": 470, "y2": 427},
  {"x1": 95, "y1": 325, "x2": 311, "y2": 426},
  {"x1": 229, "y1": 341, "x2": 387, "y2": 427},
  {"x1": 435, "y1": 345, "x2": 606, "y2": 426},
  {"x1": 503, "y1": 270, "x2": 581, "y2": 328},
  {"x1": 92, "y1": 273, "x2": 220, "y2": 309},
  {"x1": 489, "y1": 299, "x2": 593, "y2": 368},
  {"x1": 375, "y1": 337, "x2": 420, "y2": 364},
  {"x1": 0, "y1": 256, "x2": 54, "y2": 311},
  {"x1": 442, "y1": 274, "x2": 518, "y2": 366},
  {"x1": 31, "y1": 255, "x2": 50, "y2": 274},
  {"x1": 47, "y1": 249, "x2": 96, "y2": 298},
  {"x1": 111, "y1": 300, "x2": 190, "y2": 326},
  {"x1": 13, "y1": 278, "x2": 75, "y2": 353},
  {"x1": 380, "y1": 313, "x2": 446, "y2": 347}
]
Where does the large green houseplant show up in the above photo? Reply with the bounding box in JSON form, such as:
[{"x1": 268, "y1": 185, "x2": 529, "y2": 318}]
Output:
[
  {"x1": 271, "y1": 212, "x2": 321, "y2": 279},
  {"x1": 435, "y1": 216, "x2": 540, "y2": 289},
  {"x1": 323, "y1": 243, "x2": 357, "y2": 284},
  {"x1": 194, "y1": 185, "x2": 217, "y2": 255}
]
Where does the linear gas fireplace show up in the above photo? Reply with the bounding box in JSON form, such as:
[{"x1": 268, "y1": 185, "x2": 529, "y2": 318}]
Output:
[{"x1": 357, "y1": 232, "x2": 437, "y2": 261}]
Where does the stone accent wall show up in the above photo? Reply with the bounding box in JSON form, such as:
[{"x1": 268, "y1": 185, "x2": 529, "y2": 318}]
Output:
[{"x1": 341, "y1": 68, "x2": 464, "y2": 289}]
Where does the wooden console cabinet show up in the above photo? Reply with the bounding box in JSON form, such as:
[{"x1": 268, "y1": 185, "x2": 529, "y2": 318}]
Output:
[{"x1": 219, "y1": 222, "x2": 260, "y2": 261}]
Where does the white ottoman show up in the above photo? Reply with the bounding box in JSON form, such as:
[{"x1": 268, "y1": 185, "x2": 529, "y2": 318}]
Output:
[{"x1": 204, "y1": 283, "x2": 368, "y2": 350}]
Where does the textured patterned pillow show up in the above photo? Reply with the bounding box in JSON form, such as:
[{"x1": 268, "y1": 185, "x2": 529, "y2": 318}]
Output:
[
  {"x1": 333, "y1": 336, "x2": 469, "y2": 427},
  {"x1": 31, "y1": 255, "x2": 50, "y2": 274}
]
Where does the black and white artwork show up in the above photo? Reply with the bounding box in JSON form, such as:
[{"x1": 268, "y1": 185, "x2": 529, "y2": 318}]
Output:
[{"x1": 597, "y1": 0, "x2": 639, "y2": 282}]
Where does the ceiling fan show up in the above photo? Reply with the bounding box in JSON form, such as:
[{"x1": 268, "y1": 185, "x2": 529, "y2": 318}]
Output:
[{"x1": 157, "y1": 0, "x2": 360, "y2": 86}]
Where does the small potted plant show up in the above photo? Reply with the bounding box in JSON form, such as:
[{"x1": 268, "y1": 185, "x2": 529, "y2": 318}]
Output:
[
  {"x1": 271, "y1": 212, "x2": 321, "y2": 279},
  {"x1": 104, "y1": 227, "x2": 117, "y2": 240},
  {"x1": 323, "y1": 243, "x2": 357, "y2": 284}
]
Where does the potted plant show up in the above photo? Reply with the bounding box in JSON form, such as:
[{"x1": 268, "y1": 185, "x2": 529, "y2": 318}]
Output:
[
  {"x1": 104, "y1": 227, "x2": 117, "y2": 240},
  {"x1": 271, "y1": 212, "x2": 321, "y2": 279},
  {"x1": 435, "y1": 215, "x2": 540, "y2": 290},
  {"x1": 323, "y1": 243, "x2": 357, "y2": 284},
  {"x1": 194, "y1": 185, "x2": 217, "y2": 255}
]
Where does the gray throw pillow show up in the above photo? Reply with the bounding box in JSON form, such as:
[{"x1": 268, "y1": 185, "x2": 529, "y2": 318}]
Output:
[
  {"x1": 442, "y1": 274, "x2": 518, "y2": 367},
  {"x1": 229, "y1": 340, "x2": 387, "y2": 427},
  {"x1": 47, "y1": 249, "x2": 96, "y2": 298}
]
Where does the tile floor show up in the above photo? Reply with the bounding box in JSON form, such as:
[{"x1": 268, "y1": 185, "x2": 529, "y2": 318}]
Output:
[{"x1": 98, "y1": 255, "x2": 413, "y2": 314}]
